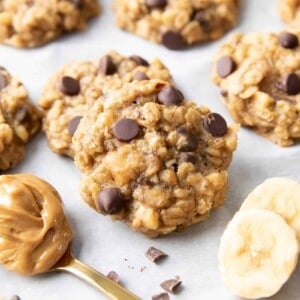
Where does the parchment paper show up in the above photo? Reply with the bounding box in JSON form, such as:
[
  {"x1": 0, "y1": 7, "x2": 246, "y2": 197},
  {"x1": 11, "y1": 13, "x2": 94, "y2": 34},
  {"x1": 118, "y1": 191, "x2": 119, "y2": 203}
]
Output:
[{"x1": 1, "y1": 0, "x2": 300, "y2": 299}]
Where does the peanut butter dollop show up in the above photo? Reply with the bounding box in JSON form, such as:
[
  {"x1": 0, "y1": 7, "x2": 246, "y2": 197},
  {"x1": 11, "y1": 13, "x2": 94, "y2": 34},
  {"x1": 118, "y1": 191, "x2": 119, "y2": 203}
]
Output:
[{"x1": 0, "y1": 174, "x2": 73, "y2": 276}]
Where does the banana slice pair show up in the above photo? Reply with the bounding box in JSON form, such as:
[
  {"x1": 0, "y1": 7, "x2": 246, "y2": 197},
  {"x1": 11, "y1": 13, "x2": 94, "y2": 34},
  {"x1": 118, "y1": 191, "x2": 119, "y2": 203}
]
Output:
[{"x1": 219, "y1": 177, "x2": 300, "y2": 299}]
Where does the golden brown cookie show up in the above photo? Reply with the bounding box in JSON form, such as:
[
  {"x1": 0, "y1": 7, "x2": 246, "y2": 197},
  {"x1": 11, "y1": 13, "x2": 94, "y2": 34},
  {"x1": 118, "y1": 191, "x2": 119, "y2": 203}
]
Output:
[
  {"x1": 113, "y1": 0, "x2": 240, "y2": 50},
  {"x1": 0, "y1": 68, "x2": 41, "y2": 170},
  {"x1": 212, "y1": 31, "x2": 300, "y2": 146},
  {"x1": 0, "y1": 0, "x2": 100, "y2": 48},
  {"x1": 73, "y1": 80, "x2": 238, "y2": 237},
  {"x1": 39, "y1": 51, "x2": 173, "y2": 157}
]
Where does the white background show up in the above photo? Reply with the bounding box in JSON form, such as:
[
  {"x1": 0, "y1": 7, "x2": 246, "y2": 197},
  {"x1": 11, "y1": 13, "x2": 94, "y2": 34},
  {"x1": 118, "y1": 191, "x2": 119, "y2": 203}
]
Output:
[{"x1": 1, "y1": 0, "x2": 300, "y2": 299}]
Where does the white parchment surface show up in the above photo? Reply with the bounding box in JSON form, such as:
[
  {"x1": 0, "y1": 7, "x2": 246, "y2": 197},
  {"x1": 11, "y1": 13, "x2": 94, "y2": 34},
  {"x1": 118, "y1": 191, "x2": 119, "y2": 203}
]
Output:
[{"x1": 1, "y1": 1, "x2": 300, "y2": 299}]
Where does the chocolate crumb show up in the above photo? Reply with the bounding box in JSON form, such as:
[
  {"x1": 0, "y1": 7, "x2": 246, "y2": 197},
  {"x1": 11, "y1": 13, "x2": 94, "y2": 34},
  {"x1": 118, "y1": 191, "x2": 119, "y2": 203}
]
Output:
[
  {"x1": 145, "y1": 247, "x2": 168, "y2": 263},
  {"x1": 160, "y1": 278, "x2": 182, "y2": 293},
  {"x1": 152, "y1": 292, "x2": 170, "y2": 300},
  {"x1": 107, "y1": 271, "x2": 120, "y2": 283}
]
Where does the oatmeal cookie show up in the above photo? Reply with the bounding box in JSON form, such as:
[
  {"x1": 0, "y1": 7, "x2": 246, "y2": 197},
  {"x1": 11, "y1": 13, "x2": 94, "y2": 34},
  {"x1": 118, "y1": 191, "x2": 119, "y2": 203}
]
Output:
[
  {"x1": 212, "y1": 31, "x2": 300, "y2": 146},
  {"x1": 279, "y1": 0, "x2": 300, "y2": 25},
  {"x1": 0, "y1": 0, "x2": 100, "y2": 48},
  {"x1": 113, "y1": 0, "x2": 240, "y2": 50},
  {"x1": 39, "y1": 51, "x2": 173, "y2": 157},
  {"x1": 73, "y1": 80, "x2": 238, "y2": 237},
  {"x1": 0, "y1": 68, "x2": 41, "y2": 170}
]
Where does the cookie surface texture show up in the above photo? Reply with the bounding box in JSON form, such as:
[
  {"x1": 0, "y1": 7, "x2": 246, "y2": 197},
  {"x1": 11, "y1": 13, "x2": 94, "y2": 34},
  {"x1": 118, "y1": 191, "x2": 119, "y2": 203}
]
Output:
[{"x1": 73, "y1": 80, "x2": 238, "y2": 237}]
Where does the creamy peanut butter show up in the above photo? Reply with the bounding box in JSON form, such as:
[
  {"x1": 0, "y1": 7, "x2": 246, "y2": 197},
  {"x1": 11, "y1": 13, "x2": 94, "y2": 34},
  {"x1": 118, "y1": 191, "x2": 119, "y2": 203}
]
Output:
[{"x1": 0, "y1": 174, "x2": 73, "y2": 276}]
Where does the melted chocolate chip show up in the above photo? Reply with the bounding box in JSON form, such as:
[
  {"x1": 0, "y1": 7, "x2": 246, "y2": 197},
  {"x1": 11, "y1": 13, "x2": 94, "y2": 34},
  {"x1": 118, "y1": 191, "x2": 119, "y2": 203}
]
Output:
[
  {"x1": 180, "y1": 152, "x2": 197, "y2": 164},
  {"x1": 157, "y1": 86, "x2": 183, "y2": 105},
  {"x1": 162, "y1": 30, "x2": 186, "y2": 50},
  {"x1": 69, "y1": 0, "x2": 84, "y2": 8},
  {"x1": 203, "y1": 113, "x2": 228, "y2": 137},
  {"x1": 113, "y1": 118, "x2": 140, "y2": 142},
  {"x1": 279, "y1": 32, "x2": 299, "y2": 49},
  {"x1": 216, "y1": 56, "x2": 236, "y2": 78},
  {"x1": 193, "y1": 9, "x2": 210, "y2": 29},
  {"x1": 15, "y1": 107, "x2": 29, "y2": 122},
  {"x1": 99, "y1": 55, "x2": 117, "y2": 75},
  {"x1": 59, "y1": 76, "x2": 80, "y2": 96},
  {"x1": 98, "y1": 188, "x2": 125, "y2": 215},
  {"x1": 0, "y1": 73, "x2": 7, "y2": 90},
  {"x1": 282, "y1": 73, "x2": 300, "y2": 95},
  {"x1": 177, "y1": 127, "x2": 198, "y2": 151},
  {"x1": 134, "y1": 71, "x2": 149, "y2": 81},
  {"x1": 68, "y1": 116, "x2": 83, "y2": 136},
  {"x1": 129, "y1": 55, "x2": 149, "y2": 66},
  {"x1": 146, "y1": 0, "x2": 167, "y2": 9}
]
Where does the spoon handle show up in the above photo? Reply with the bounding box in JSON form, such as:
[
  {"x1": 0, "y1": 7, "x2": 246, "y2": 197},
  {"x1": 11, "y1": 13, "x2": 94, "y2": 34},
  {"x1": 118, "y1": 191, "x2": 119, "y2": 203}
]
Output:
[{"x1": 61, "y1": 257, "x2": 140, "y2": 300}]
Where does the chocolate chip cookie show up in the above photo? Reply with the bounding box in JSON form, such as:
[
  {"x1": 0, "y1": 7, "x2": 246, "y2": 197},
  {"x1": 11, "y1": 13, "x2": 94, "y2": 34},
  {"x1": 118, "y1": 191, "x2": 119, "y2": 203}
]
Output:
[
  {"x1": 0, "y1": 68, "x2": 41, "y2": 170},
  {"x1": 39, "y1": 51, "x2": 173, "y2": 157},
  {"x1": 73, "y1": 80, "x2": 238, "y2": 237},
  {"x1": 113, "y1": 0, "x2": 240, "y2": 50},
  {"x1": 279, "y1": 0, "x2": 300, "y2": 26},
  {"x1": 0, "y1": 0, "x2": 100, "y2": 48},
  {"x1": 212, "y1": 31, "x2": 300, "y2": 146}
]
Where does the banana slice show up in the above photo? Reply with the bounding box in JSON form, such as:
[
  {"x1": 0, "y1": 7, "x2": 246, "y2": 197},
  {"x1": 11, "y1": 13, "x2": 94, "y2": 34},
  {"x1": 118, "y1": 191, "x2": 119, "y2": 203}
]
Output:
[
  {"x1": 219, "y1": 209, "x2": 299, "y2": 299},
  {"x1": 240, "y1": 177, "x2": 300, "y2": 240}
]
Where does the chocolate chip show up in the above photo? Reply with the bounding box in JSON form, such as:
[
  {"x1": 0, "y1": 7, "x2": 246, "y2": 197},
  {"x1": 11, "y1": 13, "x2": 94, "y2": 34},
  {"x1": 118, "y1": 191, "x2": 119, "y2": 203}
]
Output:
[
  {"x1": 152, "y1": 293, "x2": 170, "y2": 300},
  {"x1": 129, "y1": 55, "x2": 149, "y2": 66},
  {"x1": 134, "y1": 71, "x2": 149, "y2": 81},
  {"x1": 113, "y1": 118, "x2": 140, "y2": 142},
  {"x1": 15, "y1": 107, "x2": 29, "y2": 122},
  {"x1": 145, "y1": 247, "x2": 168, "y2": 263},
  {"x1": 180, "y1": 153, "x2": 197, "y2": 164},
  {"x1": 216, "y1": 56, "x2": 236, "y2": 78},
  {"x1": 69, "y1": 0, "x2": 84, "y2": 8},
  {"x1": 68, "y1": 116, "x2": 82, "y2": 136},
  {"x1": 157, "y1": 86, "x2": 183, "y2": 105},
  {"x1": 99, "y1": 55, "x2": 117, "y2": 75},
  {"x1": 160, "y1": 278, "x2": 182, "y2": 294},
  {"x1": 146, "y1": 0, "x2": 167, "y2": 9},
  {"x1": 220, "y1": 90, "x2": 228, "y2": 97},
  {"x1": 193, "y1": 10, "x2": 210, "y2": 29},
  {"x1": 59, "y1": 76, "x2": 80, "y2": 96},
  {"x1": 162, "y1": 30, "x2": 186, "y2": 50},
  {"x1": 0, "y1": 73, "x2": 7, "y2": 90},
  {"x1": 203, "y1": 113, "x2": 228, "y2": 137},
  {"x1": 98, "y1": 188, "x2": 125, "y2": 215},
  {"x1": 107, "y1": 271, "x2": 120, "y2": 283},
  {"x1": 177, "y1": 127, "x2": 198, "y2": 151},
  {"x1": 279, "y1": 32, "x2": 298, "y2": 49},
  {"x1": 10, "y1": 296, "x2": 21, "y2": 300},
  {"x1": 282, "y1": 73, "x2": 300, "y2": 95}
]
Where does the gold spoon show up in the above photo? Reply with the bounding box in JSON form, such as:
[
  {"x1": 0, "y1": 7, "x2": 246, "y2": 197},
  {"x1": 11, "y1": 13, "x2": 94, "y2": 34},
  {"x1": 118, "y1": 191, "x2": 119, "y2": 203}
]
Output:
[{"x1": 50, "y1": 245, "x2": 140, "y2": 300}]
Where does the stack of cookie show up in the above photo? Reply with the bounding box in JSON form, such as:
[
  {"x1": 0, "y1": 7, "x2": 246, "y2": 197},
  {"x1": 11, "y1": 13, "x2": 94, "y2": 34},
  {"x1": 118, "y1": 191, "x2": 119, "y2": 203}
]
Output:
[{"x1": 39, "y1": 52, "x2": 238, "y2": 237}]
